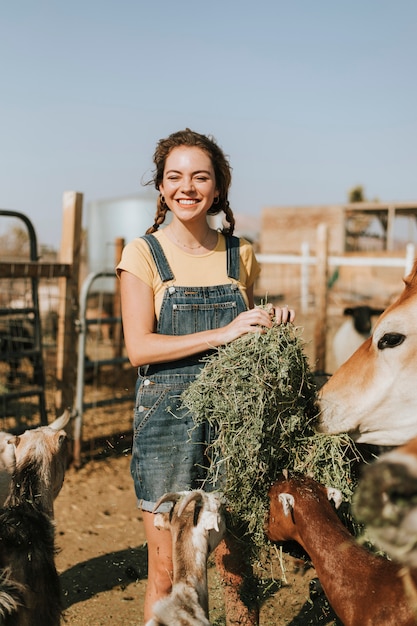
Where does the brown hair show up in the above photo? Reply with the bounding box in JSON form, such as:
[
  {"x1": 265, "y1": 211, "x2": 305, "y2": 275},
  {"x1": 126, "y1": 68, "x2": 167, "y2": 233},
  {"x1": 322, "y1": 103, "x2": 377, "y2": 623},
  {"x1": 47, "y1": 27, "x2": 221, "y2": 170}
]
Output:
[{"x1": 145, "y1": 128, "x2": 235, "y2": 236}]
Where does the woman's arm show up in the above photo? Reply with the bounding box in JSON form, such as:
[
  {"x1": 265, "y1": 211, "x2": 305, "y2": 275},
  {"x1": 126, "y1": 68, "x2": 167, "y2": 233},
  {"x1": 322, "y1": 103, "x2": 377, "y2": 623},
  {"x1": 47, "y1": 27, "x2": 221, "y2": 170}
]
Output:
[{"x1": 120, "y1": 271, "x2": 275, "y2": 367}]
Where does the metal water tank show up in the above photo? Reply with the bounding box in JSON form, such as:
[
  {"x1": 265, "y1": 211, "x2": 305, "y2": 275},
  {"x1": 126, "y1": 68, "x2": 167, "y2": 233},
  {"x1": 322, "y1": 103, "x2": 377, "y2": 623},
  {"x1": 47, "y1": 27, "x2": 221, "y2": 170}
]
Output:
[{"x1": 86, "y1": 192, "x2": 158, "y2": 291}]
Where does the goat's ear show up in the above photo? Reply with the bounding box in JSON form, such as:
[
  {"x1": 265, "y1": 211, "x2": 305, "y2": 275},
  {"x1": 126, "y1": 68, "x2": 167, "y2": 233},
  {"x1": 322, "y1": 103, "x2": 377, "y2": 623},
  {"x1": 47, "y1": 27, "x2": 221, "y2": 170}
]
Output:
[
  {"x1": 153, "y1": 512, "x2": 170, "y2": 531},
  {"x1": 326, "y1": 487, "x2": 343, "y2": 509},
  {"x1": 201, "y1": 510, "x2": 220, "y2": 533},
  {"x1": 7, "y1": 435, "x2": 19, "y2": 448},
  {"x1": 278, "y1": 493, "x2": 294, "y2": 517},
  {"x1": 56, "y1": 432, "x2": 67, "y2": 448}
]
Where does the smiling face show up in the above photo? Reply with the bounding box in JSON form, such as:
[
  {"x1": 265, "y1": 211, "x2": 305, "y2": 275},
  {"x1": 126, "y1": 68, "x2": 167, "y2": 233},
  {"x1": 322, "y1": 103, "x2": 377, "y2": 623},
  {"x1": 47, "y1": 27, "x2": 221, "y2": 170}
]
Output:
[{"x1": 158, "y1": 146, "x2": 219, "y2": 224}]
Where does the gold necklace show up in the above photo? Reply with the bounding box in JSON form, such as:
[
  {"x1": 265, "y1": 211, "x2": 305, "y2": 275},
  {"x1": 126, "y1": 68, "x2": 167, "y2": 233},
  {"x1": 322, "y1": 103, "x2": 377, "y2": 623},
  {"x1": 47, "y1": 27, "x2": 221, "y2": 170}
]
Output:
[{"x1": 171, "y1": 228, "x2": 212, "y2": 250}]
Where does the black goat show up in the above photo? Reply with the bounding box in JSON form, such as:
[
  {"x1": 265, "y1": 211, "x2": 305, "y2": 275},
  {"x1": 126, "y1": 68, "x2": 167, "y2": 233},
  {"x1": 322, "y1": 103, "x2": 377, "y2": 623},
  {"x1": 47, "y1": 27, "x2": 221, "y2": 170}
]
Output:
[{"x1": 332, "y1": 305, "x2": 384, "y2": 369}]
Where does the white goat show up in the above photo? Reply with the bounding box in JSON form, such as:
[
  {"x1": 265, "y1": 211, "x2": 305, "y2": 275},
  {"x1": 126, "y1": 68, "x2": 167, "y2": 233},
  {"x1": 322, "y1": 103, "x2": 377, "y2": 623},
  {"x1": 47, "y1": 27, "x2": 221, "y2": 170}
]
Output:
[
  {"x1": 0, "y1": 410, "x2": 69, "y2": 625},
  {"x1": 146, "y1": 490, "x2": 226, "y2": 626}
]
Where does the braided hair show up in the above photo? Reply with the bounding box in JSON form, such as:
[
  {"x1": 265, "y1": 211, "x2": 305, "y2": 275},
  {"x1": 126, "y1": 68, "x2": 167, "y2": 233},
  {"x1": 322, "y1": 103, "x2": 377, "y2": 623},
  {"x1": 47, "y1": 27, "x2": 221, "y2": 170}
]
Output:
[{"x1": 145, "y1": 128, "x2": 235, "y2": 236}]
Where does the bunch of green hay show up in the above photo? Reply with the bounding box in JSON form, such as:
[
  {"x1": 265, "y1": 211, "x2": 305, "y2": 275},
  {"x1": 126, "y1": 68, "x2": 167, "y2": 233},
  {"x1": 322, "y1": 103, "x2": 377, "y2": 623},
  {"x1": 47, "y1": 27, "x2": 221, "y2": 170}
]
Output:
[{"x1": 182, "y1": 321, "x2": 361, "y2": 556}]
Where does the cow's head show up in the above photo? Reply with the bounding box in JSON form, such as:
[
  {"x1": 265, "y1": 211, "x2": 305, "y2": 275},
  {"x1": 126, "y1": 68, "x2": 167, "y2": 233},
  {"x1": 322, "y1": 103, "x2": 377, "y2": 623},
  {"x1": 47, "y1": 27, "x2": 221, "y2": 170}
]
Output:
[{"x1": 316, "y1": 260, "x2": 417, "y2": 447}]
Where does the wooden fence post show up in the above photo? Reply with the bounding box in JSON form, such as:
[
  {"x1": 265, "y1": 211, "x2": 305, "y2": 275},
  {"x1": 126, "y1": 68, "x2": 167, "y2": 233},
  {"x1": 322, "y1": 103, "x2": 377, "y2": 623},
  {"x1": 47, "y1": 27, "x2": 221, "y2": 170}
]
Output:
[
  {"x1": 314, "y1": 223, "x2": 329, "y2": 373},
  {"x1": 55, "y1": 192, "x2": 83, "y2": 418}
]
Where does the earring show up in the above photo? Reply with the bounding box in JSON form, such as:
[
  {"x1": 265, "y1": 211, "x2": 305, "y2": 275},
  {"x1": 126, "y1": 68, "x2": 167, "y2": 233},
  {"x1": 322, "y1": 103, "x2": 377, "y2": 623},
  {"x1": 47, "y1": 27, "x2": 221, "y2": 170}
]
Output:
[
  {"x1": 213, "y1": 196, "x2": 220, "y2": 205},
  {"x1": 160, "y1": 195, "x2": 166, "y2": 206}
]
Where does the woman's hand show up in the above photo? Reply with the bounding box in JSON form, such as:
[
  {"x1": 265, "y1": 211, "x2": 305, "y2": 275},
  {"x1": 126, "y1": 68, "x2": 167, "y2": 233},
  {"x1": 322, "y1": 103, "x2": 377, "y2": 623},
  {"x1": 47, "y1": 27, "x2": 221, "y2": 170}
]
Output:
[
  {"x1": 258, "y1": 302, "x2": 295, "y2": 325},
  {"x1": 216, "y1": 303, "x2": 296, "y2": 346},
  {"x1": 274, "y1": 304, "x2": 296, "y2": 324},
  {"x1": 216, "y1": 307, "x2": 274, "y2": 345}
]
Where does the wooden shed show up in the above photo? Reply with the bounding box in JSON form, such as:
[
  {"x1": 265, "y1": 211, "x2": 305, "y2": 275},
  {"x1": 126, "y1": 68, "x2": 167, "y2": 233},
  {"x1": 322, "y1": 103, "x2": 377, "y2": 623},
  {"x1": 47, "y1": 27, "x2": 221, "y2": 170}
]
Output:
[{"x1": 257, "y1": 201, "x2": 417, "y2": 303}]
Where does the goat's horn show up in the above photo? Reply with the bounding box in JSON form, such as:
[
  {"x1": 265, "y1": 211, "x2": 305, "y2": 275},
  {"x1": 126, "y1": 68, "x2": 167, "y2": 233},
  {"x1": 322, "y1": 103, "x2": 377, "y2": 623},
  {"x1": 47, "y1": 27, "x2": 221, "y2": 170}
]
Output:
[
  {"x1": 177, "y1": 490, "x2": 204, "y2": 517},
  {"x1": 153, "y1": 492, "x2": 181, "y2": 513},
  {"x1": 49, "y1": 409, "x2": 71, "y2": 431}
]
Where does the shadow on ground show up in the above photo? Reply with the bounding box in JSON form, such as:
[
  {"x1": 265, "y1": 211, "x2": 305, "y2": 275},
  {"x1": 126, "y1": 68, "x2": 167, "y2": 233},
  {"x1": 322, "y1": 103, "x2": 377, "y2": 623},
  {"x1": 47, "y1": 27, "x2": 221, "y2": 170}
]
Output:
[
  {"x1": 60, "y1": 544, "x2": 148, "y2": 609},
  {"x1": 285, "y1": 594, "x2": 342, "y2": 625}
]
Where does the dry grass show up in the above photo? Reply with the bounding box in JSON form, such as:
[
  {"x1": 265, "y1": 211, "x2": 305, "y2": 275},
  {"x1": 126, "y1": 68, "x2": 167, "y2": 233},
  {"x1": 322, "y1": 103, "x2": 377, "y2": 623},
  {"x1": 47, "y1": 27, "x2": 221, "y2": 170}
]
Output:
[{"x1": 182, "y1": 321, "x2": 361, "y2": 564}]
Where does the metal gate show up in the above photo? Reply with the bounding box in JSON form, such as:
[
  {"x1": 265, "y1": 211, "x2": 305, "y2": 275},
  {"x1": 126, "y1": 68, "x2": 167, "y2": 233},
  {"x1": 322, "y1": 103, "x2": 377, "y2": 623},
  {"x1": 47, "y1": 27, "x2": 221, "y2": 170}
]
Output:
[
  {"x1": 0, "y1": 210, "x2": 47, "y2": 429},
  {"x1": 73, "y1": 271, "x2": 130, "y2": 465}
]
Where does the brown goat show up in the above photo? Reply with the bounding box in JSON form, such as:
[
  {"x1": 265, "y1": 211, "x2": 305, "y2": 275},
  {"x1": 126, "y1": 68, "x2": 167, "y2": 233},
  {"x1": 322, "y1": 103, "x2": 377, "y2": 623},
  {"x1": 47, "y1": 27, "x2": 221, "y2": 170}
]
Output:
[
  {"x1": 266, "y1": 473, "x2": 417, "y2": 626},
  {"x1": 146, "y1": 490, "x2": 226, "y2": 626}
]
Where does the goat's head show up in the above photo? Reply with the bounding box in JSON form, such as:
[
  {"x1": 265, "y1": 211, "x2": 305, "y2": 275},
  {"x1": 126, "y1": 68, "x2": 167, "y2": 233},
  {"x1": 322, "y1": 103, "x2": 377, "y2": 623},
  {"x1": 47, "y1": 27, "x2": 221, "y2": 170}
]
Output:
[
  {"x1": 266, "y1": 473, "x2": 342, "y2": 543},
  {"x1": 344, "y1": 306, "x2": 384, "y2": 336},
  {"x1": 153, "y1": 490, "x2": 226, "y2": 553},
  {"x1": 7, "y1": 409, "x2": 70, "y2": 514}
]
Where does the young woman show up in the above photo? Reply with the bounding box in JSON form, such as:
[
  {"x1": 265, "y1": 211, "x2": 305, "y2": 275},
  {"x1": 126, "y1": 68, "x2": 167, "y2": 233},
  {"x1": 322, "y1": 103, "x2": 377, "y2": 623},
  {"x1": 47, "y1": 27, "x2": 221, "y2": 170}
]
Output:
[{"x1": 117, "y1": 128, "x2": 295, "y2": 625}]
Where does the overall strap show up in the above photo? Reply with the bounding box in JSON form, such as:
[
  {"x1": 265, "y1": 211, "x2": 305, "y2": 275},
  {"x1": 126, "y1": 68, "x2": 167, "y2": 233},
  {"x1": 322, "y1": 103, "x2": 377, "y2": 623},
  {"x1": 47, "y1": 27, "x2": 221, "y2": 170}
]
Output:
[
  {"x1": 142, "y1": 233, "x2": 240, "y2": 282},
  {"x1": 226, "y1": 235, "x2": 240, "y2": 281},
  {"x1": 142, "y1": 234, "x2": 175, "y2": 282}
]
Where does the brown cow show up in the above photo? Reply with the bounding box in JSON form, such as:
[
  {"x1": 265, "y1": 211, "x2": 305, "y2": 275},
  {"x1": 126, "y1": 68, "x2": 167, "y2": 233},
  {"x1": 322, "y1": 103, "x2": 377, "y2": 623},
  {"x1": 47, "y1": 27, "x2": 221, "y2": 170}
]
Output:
[{"x1": 317, "y1": 259, "x2": 417, "y2": 446}]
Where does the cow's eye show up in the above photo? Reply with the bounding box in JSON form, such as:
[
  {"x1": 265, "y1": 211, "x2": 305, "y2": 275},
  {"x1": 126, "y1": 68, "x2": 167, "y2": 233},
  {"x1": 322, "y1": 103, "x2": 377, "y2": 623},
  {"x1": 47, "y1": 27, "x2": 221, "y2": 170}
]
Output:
[{"x1": 377, "y1": 333, "x2": 406, "y2": 350}]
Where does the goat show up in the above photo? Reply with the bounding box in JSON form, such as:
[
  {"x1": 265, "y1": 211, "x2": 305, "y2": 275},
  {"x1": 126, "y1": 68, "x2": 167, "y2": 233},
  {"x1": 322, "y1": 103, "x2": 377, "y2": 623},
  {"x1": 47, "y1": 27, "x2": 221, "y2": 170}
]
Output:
[
  {"x1": 332, "y1": 305, "x2": 384, "y2": 370},
  {"x1": 146, "y1": 490, "x2": 226, "y2": 626},
  {"x1": 266, "y1": 473, "x2": 417, "y2": 626},
  {"x1": 0, "y1": 410, "x2": 70, "y2": 512},
  {"x1": 0, "y1": 410, "x2": 68, "y2": 625},
  {"x1": 353, "y1": 436, "x2": 417, "y2": 569}
]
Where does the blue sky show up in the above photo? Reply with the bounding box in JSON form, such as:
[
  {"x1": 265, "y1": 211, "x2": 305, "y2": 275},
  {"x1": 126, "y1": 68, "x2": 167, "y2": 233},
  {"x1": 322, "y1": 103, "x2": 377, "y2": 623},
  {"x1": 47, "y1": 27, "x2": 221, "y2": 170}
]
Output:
[{"x1": 1, "y1": 0, "x2": 416, "y2": 247}]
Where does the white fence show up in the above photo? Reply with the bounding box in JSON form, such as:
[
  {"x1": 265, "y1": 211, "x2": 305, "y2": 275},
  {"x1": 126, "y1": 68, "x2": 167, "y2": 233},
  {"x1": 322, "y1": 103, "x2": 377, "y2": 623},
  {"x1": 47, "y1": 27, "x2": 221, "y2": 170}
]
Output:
[
  {"x1": 257, "y1": 223, "x2": 415, "y2": 372},
  {"x1": 257, "y1": 241, "x2": 415, "y2": 314}
]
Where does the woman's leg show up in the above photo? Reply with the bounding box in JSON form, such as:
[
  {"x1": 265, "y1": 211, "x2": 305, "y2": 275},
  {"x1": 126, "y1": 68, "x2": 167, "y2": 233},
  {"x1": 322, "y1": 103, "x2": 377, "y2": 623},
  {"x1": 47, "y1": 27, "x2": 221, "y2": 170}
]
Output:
[
  {"x1": 142, "y1": 511, "x2": 173, "y2": 623},
  {"x1": 215, "y1": 530, "x2": 260, "y2": 626}
]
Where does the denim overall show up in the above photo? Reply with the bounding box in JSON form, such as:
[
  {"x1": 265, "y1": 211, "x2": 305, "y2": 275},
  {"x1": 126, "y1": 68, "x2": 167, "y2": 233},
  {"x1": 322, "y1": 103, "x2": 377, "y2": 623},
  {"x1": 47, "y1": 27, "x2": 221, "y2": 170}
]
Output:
[{"x1": 131, "y1": 234, "x2": 247, "y2": 512}]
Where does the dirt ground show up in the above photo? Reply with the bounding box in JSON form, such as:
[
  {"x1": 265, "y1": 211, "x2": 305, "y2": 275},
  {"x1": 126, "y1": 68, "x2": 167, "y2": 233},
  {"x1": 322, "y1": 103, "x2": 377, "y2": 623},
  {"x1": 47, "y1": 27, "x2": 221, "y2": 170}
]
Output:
[{"x1": 54, "y1": 428, "x2": 343, "y2": 626}]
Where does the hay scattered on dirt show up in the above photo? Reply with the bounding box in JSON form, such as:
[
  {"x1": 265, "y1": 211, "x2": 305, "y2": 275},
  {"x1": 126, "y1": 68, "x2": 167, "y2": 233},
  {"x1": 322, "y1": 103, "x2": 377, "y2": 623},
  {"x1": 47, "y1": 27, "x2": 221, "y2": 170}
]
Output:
[{"x1": 182, "y1": 321, "x2": 361, "y2": 556}]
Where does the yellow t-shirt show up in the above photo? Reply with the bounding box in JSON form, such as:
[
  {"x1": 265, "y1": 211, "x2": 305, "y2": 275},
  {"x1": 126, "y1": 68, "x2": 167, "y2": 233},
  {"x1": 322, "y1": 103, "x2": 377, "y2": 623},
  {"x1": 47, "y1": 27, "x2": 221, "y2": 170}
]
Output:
[{"x1": 116, "y1": 230, "x2": 260, "y2": 319}]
